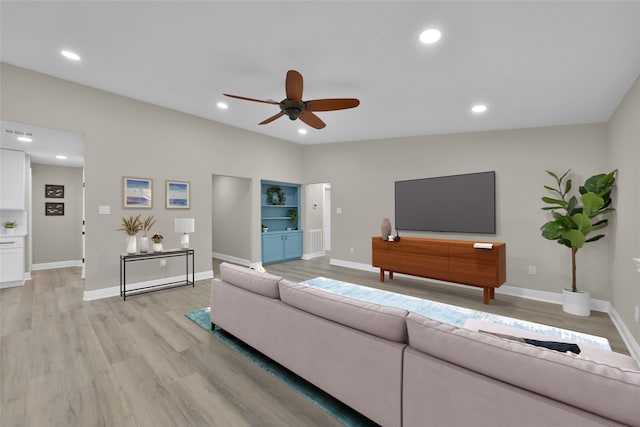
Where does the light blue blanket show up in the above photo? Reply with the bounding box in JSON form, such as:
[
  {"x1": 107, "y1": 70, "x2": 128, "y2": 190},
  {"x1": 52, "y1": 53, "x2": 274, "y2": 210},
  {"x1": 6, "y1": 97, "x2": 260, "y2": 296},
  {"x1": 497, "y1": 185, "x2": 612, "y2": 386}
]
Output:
[{"x1": 301, "y1": 277, "x2": 611, "y2": 351}]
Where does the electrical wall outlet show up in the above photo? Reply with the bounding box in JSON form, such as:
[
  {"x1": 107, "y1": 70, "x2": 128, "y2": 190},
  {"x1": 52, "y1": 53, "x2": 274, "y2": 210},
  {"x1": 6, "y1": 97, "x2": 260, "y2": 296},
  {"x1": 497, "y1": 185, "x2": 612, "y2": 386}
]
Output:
[
  {"x1": 350, "y1": 247, "x2": 354, "y2": 254},
  {"x1": 160, "y1": 259, "x2": 167, "y2": 268},
  {"x1": 528, "y1": 266, "x2": 537, "y2": 275}
]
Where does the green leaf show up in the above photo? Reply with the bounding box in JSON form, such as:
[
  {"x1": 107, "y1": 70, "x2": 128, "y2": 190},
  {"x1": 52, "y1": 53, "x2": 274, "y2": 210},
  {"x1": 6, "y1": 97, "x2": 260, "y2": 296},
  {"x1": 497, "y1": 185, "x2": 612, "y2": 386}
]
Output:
[
  {"x1": 560, "y1": 229, "x2": 585, "y2": 248},
  {"x1": 591, "y1": 219, "x2": 608, "y2": 231},
  {"x1": 543, "y1": 185, "x2": 562, "y2": 195},
  {"x1": 585, "y1": 234, "x2": 605, "y2": 243},
  {"x1": 542, "y1": 197, "x2": 566, "y2": 206},
  {"x1": 567, "y1": 196, "x2": 578, "y2": 214},
  {"x1": 540, "y1": 221, "x2": 561, "y2": 240},
  {"x1": 558, "y1": 238, "x2": 573, "y2": 248},
  {"x1": 545, "y1": 170, "x2": 560, "y2": 180},
  {"x1": 564, "y1": 178, "x2": 572, "y2": 195},
  {"x1": 582, "y1": 193, "x2": 604, "y2": 214},
  {"x1": 572, "y1": 213, "x2": 591, "y2": 233}
]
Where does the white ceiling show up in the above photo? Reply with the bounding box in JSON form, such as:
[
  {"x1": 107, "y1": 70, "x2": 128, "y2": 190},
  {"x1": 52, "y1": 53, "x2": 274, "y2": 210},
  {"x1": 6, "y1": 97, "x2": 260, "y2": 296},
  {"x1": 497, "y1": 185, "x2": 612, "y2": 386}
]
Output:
[
  {"x1": 0, "y1": 120, "x2": 85, "y2": 167},
  {"x1": 1, "y1": 1, "x2": 640, "y2": 151}
]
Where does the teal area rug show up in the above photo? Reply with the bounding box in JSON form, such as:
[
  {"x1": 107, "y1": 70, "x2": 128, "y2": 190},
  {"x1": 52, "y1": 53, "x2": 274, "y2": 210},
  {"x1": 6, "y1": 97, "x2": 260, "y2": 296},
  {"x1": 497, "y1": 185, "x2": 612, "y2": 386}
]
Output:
[
  {"x1": 185, "y1": 307, "x2": 378, "y2": 427},
  {"x1": 301, "y1": 277, "x2": 611, "y2": 351}
]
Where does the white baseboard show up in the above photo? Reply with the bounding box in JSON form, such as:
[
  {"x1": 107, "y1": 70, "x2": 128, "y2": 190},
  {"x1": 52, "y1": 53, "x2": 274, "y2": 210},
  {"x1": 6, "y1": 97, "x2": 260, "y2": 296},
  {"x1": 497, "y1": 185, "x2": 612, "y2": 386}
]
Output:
[
  {"x1": 609, "y1": 306, "x2": 640, "y2": 362},
  {"x1": 302, "y1": 251, "x2": 326, "y2": 260},
  {"x1": 0, "y1": 279, "x2": 24, "y2": 289},
  {"x1": 32, "y1": 260, "x2": 83, "y2": 271},
  {"x1": 211, "y1": 252, "x2": 251, "y2": 267},
  {"x1": 82, "y1": 270, "x2": 213, "y2": 301}
]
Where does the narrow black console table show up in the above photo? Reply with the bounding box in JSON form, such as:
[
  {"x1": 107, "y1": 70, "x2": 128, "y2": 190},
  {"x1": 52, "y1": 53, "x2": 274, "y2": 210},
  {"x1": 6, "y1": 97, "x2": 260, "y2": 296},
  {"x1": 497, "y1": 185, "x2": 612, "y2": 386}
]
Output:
[{"x1": 120, "y1": 249, "x2": 195, "y2": 300}]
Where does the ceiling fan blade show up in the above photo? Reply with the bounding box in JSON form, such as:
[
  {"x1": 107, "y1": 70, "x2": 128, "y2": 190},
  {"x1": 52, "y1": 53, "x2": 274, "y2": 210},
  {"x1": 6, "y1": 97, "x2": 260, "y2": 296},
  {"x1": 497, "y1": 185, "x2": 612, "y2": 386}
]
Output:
[
  {"x1": 306, "y1": 98, "x2": 360, "y2": 112},
  {"x1": 259, "y1": 111, "x2": 285, "y2": 125},
  {"x1": 224, "y1": 93, "x2": 279, "y2": 105},
  {"x1": 286, "y1": 70, "x2": 303, "y2": 102},
  {"x1": 299, "y1": 111, "x2": 326, "y2": 129}
]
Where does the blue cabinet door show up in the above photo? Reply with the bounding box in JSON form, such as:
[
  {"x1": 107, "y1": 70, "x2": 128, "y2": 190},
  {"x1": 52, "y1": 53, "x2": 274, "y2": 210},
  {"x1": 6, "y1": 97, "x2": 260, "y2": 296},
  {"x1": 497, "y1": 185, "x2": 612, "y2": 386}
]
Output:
[
  {"x1": 262, "y1": 233, "x2": 284, "y2": 263},
  {"x1": 283, "y1": 231, "x2": 303, "y2": 260}
]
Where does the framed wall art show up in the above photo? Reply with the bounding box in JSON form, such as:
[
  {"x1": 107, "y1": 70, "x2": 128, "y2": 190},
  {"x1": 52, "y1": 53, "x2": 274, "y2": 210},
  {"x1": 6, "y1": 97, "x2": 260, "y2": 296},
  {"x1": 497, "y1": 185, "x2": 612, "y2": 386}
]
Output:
[
  {"x1": 45, "y1": 184, "x2": 64, "y2": 198},
  {"x1": 123, "y1": 177, "x2": 153, "y2": 208},
  {"x1": 166, "y1": 180, "x2": 190, "y2": 209},
  {"x1": 45, "y1": 202, "x2": 64, "y2": 216}
]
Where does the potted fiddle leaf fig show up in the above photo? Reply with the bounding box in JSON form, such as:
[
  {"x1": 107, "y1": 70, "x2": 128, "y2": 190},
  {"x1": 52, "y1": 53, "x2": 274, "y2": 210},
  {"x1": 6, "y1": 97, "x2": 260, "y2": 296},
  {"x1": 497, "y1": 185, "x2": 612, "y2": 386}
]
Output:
[{"x1": 540, "y1": 169, "x2": 617, "y2": 316}]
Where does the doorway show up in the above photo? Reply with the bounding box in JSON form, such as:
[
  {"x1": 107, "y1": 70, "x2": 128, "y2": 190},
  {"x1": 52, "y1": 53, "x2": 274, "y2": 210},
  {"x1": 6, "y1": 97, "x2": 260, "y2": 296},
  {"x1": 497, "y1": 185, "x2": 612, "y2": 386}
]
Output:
[{"x1": 0, "y1": 120, "x2": 85, "y2": 277}]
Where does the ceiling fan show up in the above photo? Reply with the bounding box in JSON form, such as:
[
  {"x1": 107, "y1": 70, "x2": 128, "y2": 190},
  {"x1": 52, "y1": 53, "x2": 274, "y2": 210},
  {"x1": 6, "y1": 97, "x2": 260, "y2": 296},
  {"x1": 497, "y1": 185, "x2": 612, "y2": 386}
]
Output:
[{"x1": 224, "y1": 70, "x2": 360, "y2": 130}]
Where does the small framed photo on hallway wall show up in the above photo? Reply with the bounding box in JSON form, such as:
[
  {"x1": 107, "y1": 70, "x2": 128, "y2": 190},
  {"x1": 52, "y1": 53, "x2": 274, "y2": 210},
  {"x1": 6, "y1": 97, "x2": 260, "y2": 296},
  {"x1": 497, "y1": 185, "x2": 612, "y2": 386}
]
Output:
[
  {"x1": 45, "y1": 184, "x2": 64, "y2": 198},
  {"x1": 45, "y1": 202, "x2": 64, "y2": 216}
]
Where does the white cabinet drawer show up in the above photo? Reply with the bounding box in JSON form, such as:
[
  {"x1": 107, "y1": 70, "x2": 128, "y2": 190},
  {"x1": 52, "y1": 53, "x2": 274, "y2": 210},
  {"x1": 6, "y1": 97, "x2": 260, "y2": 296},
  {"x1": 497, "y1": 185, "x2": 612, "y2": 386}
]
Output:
[
  {"x1": 0, "y1": 236, "x2": 25, "y2": 283},
  {"x1": 0, "y1": 237, "x2": 24, "y2": 249}
]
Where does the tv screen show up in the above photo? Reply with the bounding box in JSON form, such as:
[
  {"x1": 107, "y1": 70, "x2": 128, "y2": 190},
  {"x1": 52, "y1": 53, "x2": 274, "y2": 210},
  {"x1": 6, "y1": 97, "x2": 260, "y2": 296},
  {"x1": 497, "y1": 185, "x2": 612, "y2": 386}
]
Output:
[{"x1": 395, "y1": 171, "x2": 496, "y2": 234}]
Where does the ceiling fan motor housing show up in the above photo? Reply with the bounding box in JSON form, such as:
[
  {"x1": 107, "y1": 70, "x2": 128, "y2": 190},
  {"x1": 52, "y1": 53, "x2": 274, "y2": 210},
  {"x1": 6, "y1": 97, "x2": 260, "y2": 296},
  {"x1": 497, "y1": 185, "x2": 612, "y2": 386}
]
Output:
[{"x1": 280, "y1": 99, "x2": 306, "y2": 120}]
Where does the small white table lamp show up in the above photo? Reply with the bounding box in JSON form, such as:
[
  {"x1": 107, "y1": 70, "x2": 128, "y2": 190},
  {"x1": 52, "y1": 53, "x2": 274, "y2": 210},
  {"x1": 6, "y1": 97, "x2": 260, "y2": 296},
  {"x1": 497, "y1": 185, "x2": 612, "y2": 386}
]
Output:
[{"x1": 175, "y1": 218, "x2": 195, "y2": 249}]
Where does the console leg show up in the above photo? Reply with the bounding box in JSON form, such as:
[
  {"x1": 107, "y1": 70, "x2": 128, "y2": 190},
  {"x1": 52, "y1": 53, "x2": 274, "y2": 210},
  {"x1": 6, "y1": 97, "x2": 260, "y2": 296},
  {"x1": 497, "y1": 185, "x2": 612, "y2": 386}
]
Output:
[
  {"x1": 389, "y1": 271, "x2": 393, "y2": 280},
  {"x1": 379, "y1": 269, "x2": 385, "y2": 282},
  {"x1": 483, "y1": 288, "x2": 490, "y2": 305},
  {"x1": 490, "y1": 288, "x2": 495, "y2": 299}
]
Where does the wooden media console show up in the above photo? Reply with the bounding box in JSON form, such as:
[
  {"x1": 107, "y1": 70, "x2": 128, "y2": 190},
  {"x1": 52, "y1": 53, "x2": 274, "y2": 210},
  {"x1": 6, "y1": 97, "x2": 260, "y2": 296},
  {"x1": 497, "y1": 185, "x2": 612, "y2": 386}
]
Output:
[{"x1": 371, "y1": 237, "x2": 506, "y2": 304}]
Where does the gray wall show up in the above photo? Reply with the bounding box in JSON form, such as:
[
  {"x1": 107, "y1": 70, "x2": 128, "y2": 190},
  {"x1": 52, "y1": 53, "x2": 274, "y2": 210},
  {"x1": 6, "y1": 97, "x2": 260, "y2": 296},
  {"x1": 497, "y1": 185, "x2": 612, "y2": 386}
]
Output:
[
  {"x1": 31, "y1": 163, "x2": 83, "y2": 264},
  {"x1": 302, "y1": 124, "x2": 611, "y2": 297},
  {"x1": 212, "y1": 175, "x2": 252, "y2": 262},
  {"x1": 2, "y1": 62, "x2": 638, "y2": 345},
  {"x1": 607, "y1": 76, "x2": 640, "y2": 342},
  {"x1": 1, "y1": 63, "x2": 303, "y2": 292}
]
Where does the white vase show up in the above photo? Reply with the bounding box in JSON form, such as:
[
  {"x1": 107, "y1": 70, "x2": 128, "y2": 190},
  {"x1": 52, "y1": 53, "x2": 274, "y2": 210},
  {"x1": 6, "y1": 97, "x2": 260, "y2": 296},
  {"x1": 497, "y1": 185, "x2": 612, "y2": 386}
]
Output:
[
  {"x1": 126, "y1": 235, "x2": 137, "y2": 254},
  {"x1": 139, "y1": 236, "x2": 149, "y2": 253},
  {"x1": 153, "y1": 242, "x2": 163, "y2": 252},
  {"x1": 381, "y1": 218, "x2": 392, "y2": 240},
  {"x1": 562, "y1": 289, "x2": 591, "y2": 316}
]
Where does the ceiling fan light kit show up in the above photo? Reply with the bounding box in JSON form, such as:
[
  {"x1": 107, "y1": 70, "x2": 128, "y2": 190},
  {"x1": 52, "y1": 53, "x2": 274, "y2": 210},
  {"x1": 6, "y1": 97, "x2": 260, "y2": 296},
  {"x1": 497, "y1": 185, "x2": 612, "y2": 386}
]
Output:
[{"x1": 224, "y1": 70, "x2": 360, "y2": 130}]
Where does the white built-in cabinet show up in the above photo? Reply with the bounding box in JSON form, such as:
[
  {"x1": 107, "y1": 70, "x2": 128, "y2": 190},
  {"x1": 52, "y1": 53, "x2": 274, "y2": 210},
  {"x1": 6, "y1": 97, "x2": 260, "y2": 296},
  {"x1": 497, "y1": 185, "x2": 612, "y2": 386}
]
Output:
[{"x1": 0, "y1": 149, "x2": 26, "y2": 210}]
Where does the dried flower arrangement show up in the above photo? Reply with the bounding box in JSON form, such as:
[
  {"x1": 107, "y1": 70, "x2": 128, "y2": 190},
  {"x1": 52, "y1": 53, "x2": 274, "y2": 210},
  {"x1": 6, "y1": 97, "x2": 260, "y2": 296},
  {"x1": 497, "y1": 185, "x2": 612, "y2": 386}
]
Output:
[{"x1": 118, "y1": 215, "x2": 143, "y2": 236}]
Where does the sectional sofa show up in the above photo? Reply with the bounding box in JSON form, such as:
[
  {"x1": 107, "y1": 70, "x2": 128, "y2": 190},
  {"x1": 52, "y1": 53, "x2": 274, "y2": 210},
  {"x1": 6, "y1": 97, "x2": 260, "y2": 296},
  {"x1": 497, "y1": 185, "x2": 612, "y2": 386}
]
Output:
[{"x1": 210, "y1": 262, "x2": 640, "y2": 427}]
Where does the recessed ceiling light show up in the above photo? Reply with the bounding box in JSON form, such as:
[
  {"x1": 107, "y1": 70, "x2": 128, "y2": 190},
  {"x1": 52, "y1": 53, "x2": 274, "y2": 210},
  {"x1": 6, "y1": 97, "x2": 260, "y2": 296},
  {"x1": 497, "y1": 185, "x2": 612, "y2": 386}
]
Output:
[
  {"x1": 60, "y1": 50, "x2": 81, "y2": 61},
  {"x1": 471, "y1": 104, "x2": 488, "y2": 113},
  {"x1": 17, "y1": 136, "x2": 32, "y2": 142},
  {"x1": 56, "y1": 155, "x2": 67, "y2": 160},
  {"x1": 419, "y1": 29, "x2": 442, "y2": 44},
  {"x1": 216, "y1": 102, "x2": 228, "y2": 110},
  {"x1": 298, "y1": 128, "x2": 307, "y2": 135}
]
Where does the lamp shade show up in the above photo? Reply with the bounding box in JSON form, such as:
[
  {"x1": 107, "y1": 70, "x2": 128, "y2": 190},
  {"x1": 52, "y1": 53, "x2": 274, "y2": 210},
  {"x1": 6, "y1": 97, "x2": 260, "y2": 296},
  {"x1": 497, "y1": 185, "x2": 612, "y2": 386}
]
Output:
[{"x1": 175, "y1": 218, "x2": 195, "y2": 233}]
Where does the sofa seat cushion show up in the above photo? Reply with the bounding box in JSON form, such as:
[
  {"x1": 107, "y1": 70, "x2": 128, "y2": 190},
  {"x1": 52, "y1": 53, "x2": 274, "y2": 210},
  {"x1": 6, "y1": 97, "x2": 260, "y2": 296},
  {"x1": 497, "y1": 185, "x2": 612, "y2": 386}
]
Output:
[
  {"x1": 279, "y1": 280, "x2": 408, "y2": 343},
  {"x1": 219, "y1": 262, "x2": 282, "y2": 299},
  {"x1": 406, "y1": 312, "x2": 640, "y2": 427}
]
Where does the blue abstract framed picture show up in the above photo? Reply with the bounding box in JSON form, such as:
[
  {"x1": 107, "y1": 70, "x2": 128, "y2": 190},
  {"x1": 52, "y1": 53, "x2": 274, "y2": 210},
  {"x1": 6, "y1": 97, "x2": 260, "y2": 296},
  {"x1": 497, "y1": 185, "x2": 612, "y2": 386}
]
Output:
[
  {"x1": 166, "y1": 180, "x2": 190, "y2": 209},
  {"x1": 123, "y1": 177, "x2": 153, "y2": 208}
]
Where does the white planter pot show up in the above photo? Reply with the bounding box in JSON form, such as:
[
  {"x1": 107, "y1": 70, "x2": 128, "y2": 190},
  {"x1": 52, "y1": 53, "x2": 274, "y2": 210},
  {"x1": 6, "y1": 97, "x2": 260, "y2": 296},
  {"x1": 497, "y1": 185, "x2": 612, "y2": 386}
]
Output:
[
  {"x1": 153, "y1": 242, "x2": 163, "y2": 252},
  {"x1": 126, "y1": 235, "x2": 137, "y2": 254},
  {"x1": 562, "y1": 289, "x2": 591, "y2": 316},
  {"x1": 139, "y1": 236, "x2": 149, "y2": 253}
]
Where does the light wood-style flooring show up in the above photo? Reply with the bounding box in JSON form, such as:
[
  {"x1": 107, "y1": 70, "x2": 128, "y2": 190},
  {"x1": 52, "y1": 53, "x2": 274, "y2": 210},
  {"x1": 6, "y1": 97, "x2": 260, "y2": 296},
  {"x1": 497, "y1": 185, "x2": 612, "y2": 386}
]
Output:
[{"x1": 0, "y1": 256, "x2": 629, "y2": 427}]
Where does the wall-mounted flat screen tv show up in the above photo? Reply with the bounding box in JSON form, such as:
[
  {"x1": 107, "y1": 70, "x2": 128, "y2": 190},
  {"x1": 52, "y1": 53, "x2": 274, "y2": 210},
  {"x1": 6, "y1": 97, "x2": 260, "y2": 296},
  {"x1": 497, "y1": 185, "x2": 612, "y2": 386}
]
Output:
[{"x1": 395, "y1": 171, "x2": 496, "y2": 234}]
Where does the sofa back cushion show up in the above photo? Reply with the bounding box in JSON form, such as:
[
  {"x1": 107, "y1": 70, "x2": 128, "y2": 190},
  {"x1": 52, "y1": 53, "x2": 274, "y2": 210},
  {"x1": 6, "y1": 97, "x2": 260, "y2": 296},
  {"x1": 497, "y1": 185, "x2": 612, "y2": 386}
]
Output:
[
  {"x1": 279, "y1": 280, "x2": 408, "y2": 343},
  {"x1": 406, "y1": 312, "x2": 640, "y2": 426},
  {"x1": 219, "y1": 262, "x2": 282, "y2": 299}
]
